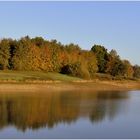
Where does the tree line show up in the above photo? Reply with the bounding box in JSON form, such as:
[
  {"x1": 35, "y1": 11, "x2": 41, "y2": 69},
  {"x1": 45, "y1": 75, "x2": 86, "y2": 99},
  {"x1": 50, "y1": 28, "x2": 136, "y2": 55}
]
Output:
[{"x1": 0, "y1": 36, "x2": 140, "y2": 79}]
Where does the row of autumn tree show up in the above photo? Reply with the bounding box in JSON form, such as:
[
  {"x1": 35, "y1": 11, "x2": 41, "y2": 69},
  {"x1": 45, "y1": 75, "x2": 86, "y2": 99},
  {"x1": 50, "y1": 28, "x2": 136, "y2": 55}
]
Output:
[{"x1": 0, "y1": 36, "x2": 140, "y2": 79}]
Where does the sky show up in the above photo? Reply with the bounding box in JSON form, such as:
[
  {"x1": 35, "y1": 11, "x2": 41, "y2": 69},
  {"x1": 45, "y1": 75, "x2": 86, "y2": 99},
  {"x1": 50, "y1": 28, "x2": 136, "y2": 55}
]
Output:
[{"x1": 0, "y1": 1, "x2": 140, "y2": 65}]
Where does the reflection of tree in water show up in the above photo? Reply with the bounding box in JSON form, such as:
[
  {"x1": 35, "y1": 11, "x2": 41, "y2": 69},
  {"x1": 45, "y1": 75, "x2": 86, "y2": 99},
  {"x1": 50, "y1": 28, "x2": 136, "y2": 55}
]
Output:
[
  {"x1": 0, "y1": 91, "x2": 129, "y2": 131},
  {"x1": 89, "y1": 91, "x2": 129, "y2": 123}
]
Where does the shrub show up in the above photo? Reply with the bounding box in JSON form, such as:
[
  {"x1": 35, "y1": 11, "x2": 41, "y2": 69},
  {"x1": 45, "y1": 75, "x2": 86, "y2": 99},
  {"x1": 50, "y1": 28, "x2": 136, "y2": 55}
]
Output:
[{"x1": 61, "y1": 62, "x2": 90, "y2": 79}]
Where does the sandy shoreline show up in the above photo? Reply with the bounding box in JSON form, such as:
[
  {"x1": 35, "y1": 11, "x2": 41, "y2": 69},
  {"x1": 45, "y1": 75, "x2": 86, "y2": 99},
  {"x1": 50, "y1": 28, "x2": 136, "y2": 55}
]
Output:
[{"x1": 0, "y1": 80, "x2": 140, "y2": 92}]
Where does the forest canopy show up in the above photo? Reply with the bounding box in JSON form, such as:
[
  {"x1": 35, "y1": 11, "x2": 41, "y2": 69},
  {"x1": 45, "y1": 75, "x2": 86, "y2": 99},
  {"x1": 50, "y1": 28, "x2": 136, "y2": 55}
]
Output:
[{"x1": 0, "y1": 36, "x2": 139, "y2": 79}]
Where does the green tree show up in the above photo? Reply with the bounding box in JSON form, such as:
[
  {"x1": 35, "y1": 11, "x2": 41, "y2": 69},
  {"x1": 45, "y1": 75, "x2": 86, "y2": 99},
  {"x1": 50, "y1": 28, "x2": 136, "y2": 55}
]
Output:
[
  {"x1": 122, "y1": 60, "x2": 134, "y2": 78},
  {"x1": 106, "y1": 55, "x2": 124, "y2": 77},
  {"x1": 9, "y1": 40, "x2": 18, "y2": 69},
  {"x1": 133, "y1": 65, "x2": 140, "y2": 78},
  {"x1": 31, "y1": 37, "x2": 45, "y2": 47},
  {"x1": 106, "y1": 49, "x2": 119, "y2": 76},
  {"x1": 12, "y1": 37, "x2": 32, "y2": 70},
  {"x1": 91, "y1": 45, "x2": 108, "y2": 73},
  {"x1": 0, "y1": 39, "x2": 10, "y2": 70},
  {"x1": 82, "y1": 51, "x2": 98, "y2": 77}
]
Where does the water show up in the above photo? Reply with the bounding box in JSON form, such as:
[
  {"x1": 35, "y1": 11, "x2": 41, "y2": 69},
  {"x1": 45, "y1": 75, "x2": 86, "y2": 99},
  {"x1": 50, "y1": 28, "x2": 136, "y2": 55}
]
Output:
[{"x1": 0, "y1": 90, "x2": 140, "y2": 138}]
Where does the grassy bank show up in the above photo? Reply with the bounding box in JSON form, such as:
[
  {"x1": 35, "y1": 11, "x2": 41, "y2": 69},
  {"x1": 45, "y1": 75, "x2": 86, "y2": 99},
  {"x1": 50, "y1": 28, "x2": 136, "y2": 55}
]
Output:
[
  {"x1": 0, "y1": 70, "x2": 82, "y2": 82},
  {"x1": 0, "y1": 70, "x2": 139, "y2": 82},
  {"x1": 0, "y1": 71, "x2": 140, "y2": 92}
]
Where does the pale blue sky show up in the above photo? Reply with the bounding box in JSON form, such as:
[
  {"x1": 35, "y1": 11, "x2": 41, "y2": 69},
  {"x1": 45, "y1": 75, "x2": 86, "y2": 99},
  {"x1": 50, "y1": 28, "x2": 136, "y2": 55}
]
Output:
[{"x1": 0, "y1": 1, "x2": 140, "y2": 65}]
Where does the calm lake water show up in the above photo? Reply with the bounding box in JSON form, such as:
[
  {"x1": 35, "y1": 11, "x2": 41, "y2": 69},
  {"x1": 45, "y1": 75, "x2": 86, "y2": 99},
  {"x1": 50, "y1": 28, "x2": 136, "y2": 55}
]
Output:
[{"x1": 0, "y1": 90, "x2": 140, "y2": 139}]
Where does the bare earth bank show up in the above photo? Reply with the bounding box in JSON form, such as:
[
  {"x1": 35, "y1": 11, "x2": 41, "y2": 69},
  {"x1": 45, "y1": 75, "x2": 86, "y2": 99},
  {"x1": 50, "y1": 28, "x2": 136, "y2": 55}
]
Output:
[{"x1": 0, "y1": 80, "x2": 140, "y2": 92}]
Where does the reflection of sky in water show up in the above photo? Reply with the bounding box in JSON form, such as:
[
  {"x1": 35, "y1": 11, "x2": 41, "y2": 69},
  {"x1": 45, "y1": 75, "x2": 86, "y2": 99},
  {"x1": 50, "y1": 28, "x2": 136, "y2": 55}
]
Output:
[{"x1": 0, "y1": 90, "x2": 140, "y2": 138}]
